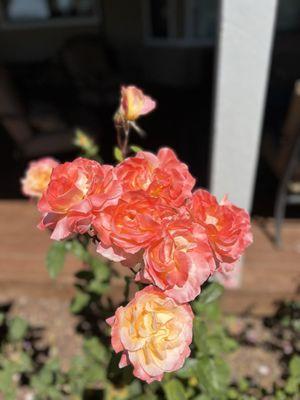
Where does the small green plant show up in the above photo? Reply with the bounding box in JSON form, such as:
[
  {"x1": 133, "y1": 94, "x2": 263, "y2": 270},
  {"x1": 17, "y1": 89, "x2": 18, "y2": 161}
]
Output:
[
  {"x1": 44, "y1": 231, "x2": 238, "y2": 399},
  {"x1": 284, "y1": 355, "x2": 300, "y2": 396},
  {"x1": 0, "y1": 279, "x2": 238, "y2": 399},
  {"x1": 0, "y1": 313, "x2": 32, "y2": 400}
]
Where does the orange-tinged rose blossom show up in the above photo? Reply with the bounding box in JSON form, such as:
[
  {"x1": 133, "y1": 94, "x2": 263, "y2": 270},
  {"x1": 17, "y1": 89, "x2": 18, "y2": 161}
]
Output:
[
  {"x1": 119, "y1": 85, "x2": 156, "y2": 121},
  {"x1": 21, "y1": 157, "x2": 59, "y2": 199},
  {"x1": 116, "y1": 148, "x2": 195, "y2": 207},
  {"x1": 106, "y1": 286, "x2": 193, "y2": 383},
  {"x1": 138, "y1": 220, "x2": 215, "y2": 303},
  {"x1": 38, "y1": 158, "x2": 121, "y2": 240},
  {"x1": 94, "y1": 191, "x2": 175, "y2": 264},
  {"x1": 188, "y1": 189, "x2": 253, "y2": 270}
]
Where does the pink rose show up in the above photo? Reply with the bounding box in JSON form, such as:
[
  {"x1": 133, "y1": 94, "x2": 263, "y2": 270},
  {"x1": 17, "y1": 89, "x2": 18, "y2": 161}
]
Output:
[
  {"x1": 138, "y1": 220, "x2": 215, "y2": 303},
  {"x1": 118, "y1": 85, "x2": 156, "y2": 121},
  {"x1": 106, "y1": 286, "x2": 193, "y2": 383},
  {"x1": 188, "y1": 189, "x2": 253, "y2": 267},
  {"x1": 116, "y1": 147, "x2": 195, "y2": 207},
  {"x1": 21, "y1": 157, "x2": 58, "y2": 199},
  {"x1": 94, "y1": 191, "x2": 174, "y2": 263},
  {"x1": 38, "y1": 158, "x2": 121, "y2": 240}
]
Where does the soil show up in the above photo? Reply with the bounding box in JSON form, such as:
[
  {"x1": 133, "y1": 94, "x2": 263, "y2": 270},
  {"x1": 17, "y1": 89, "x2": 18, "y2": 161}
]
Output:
[{"x1": 0, "y1": 290, "x2": 292, "y2": 395}]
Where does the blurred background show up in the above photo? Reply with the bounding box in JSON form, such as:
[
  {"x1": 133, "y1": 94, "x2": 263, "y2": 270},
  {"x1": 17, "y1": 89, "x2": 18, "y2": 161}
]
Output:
[
  {"x1": 0, "y1": 0, "x2": 299, "y2": 213},
  {"x1": 0, "y1": 1, "x2": 300, "y2": 397},
  {"x1": 1, "y1": 0, "x2": 300, "y2": 297}
]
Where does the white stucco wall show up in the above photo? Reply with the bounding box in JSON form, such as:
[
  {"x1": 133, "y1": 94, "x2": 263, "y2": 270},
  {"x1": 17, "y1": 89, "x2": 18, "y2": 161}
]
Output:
[{"x1": 210, "y1": 0, "x2": 278, "y2": 211}]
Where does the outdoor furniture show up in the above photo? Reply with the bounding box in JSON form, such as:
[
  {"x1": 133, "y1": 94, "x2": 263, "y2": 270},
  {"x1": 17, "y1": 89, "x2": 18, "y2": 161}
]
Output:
[{"x1": 272, "y1": 81, "x2": 300, "y2": 246}]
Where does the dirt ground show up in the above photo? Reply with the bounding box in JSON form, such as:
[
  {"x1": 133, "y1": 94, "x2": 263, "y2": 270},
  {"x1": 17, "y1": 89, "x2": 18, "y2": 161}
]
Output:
[{"x1": 0, "y1": 290, "x2": 286, "y2": 394}]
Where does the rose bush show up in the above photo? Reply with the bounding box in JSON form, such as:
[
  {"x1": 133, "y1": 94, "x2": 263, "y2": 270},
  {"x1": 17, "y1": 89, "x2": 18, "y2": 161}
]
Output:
[{"x1": 23, "y1": 85, "x2": 253, "y2": 385}]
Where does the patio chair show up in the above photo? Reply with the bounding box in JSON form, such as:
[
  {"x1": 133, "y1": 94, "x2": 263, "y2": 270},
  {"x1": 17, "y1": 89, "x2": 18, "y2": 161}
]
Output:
[{"x1": 271, "y1": 80, "x2": 300, "y2": 246}]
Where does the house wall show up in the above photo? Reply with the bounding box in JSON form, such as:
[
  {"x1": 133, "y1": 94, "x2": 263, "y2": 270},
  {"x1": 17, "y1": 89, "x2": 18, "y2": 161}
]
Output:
[
  {"x1": 101, "y1": 0, "x2": 214, "y2": 86},
  {"x1": 0, "y1": 1, "x2": 214, "y2": 86},
  {"x1": 101, "y1": 0, "x2": 143, "y2": 46}
]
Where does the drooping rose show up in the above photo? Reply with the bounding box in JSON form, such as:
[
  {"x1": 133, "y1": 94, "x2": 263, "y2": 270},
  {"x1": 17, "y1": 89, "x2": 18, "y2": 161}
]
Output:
[
  {"x1": 38, "y1": 157, "x2": 121, "y2": 240},
  {"x1": 21, "y1": 157, "x2": 59, "y2": 199},
  {"x1": 188, "y1": 189, "x2": 252, "y2": 266},
  {"x1": 94, "y1": 191, "x2": 174, "y2": 263},
  {"x1": 116, "y1": 147, "x2": 195, "y2": 207},
  {"x1": 138, "y1": 220, "x2": 215, "y2": 303},
  {"x1": 106, "y1": 286, "x2": 193, "y2": 383},
  {"x1": 118, "y1": 85, "x2": 156, "y2": 121}
]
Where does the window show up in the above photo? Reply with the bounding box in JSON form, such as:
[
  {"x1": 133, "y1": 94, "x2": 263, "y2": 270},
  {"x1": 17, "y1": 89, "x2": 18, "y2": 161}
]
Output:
[
  {"x1": 143, "y1": 0, "x2": 218, "y2": 47},
  {"x1": 0, "y1": 0, "x2": 101, "y2": 30}
]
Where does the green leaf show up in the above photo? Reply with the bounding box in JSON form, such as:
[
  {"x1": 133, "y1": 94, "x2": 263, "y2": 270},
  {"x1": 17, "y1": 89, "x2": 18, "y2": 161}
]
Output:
[
  {"x1": 238, "y1": 378, "x2": 250, "y2": 392},
  {"x1": 83, "y1": 337, "x2": 108, "y2": 364},
  {"x1": 46, "y1": 241, "x2": 67, "y2": 279},
  {"x1": 17, "y1": 351, "x2": 33, "y2": 373},
  {"x1": 289, "y1": 355, "x2": 300, "y2": 377},
  {"x1": 90, "y1": 257, "x2": 110, "y2": 281},
  {"x1": 114, "y1": 147, "x2": 124, "y2": 162},
  {"x1": 176, "y1": 358, "x2": 198, "y2": 379},
  {"x1": 206, "y1": 335, "x2": 222, "y2": 355},
  {"x1": 130, "y1": 145, "x2": 143, "y2": 153},
  {"x1": 226, "y1": 388, "x2": 239, "y2": 399},
  {"x1": 204, "y1": 302, "x2": 221, "y2": 321},
  {"x1": 69, "y1": 240, "x2": 89, "y2": 262},
  {"x1": 185, "y1": 386, "x2": 195, "y2": 399},
  {"x1": 292, "y1": 319, "x2": 300, "y2": 332},
  {"x1": 198, "y1": 283, "x2": 224, "y2": 305},
  {"x1": 275, "y1": 389, "x2": 287, "y2": 400},
  {"x1": 193, "y1": 395, "x2": 211, "y2": 400},
  {"x1": 128, "y1": 380, "x2": 142, "y2": 397},
  {"x1": 285, "y1": 376, "x2": 299, "y2": 395},
  {"x1": 134, "y1": 395, "x2": 158, "y2": 400},
  {"x1": 0, "y1": 366, "x2": 17, "y2": 400},
  {"x1": 70, "y1": 290, "x2": 90, "y2": 314},
  {"x1": 223, "y1": 337, "x2": 238, "y2": 353},
  {"x1": 87, "y1": 280, "x2": 109, "y2": 295},
  {"x1": 163, "y1": 379, "x2": 187, "y2": 400},
  {"x1": 83, "y1": 360, "x2": 106, "y2": 384},
  {"x1": 30, "y1": 358, "x2": 64, "y2": 399},
  {"x1": 8, "y1": 317, "x2": 28, "y2": 342},
  {"x1": 0, "y1": 313, "x2": 5, "y2": 325},
  {"x1": 196, "y1": 356, "x2": 230, "y2": 397},
  {"x1": 193, "y1": 318, "x2": 207, "y2": 353}
]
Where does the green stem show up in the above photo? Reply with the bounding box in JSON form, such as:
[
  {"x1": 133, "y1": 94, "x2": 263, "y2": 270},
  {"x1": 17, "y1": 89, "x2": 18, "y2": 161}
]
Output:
[{"x1": 122, "y1": 125, "x2": 130, "y2": 158}]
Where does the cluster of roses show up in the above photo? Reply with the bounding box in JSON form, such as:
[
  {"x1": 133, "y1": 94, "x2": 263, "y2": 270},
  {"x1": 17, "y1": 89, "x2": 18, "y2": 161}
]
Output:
[{"x1": 22, "y1": 86, "x2": 252, "y2": 384}]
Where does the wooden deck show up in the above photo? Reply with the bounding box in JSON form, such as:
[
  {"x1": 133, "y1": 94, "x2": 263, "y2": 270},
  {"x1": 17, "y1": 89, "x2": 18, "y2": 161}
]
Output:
[{"x1": 0, "y1": 200, "x2": 300, "y2": 316}]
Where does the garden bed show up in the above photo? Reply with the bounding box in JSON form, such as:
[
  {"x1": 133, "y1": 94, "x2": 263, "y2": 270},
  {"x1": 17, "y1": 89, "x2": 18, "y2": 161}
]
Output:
[{"x1": 1, "y1": 287, "x2": 299, "y2": 399}]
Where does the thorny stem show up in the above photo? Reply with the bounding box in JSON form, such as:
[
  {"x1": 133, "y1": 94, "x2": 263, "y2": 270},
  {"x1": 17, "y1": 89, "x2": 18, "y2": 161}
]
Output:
[
  {"x1": 115, "y1": 121, "x2": 131, "y2": 159},
  {"x1": 116, "y1": 126, "x2": 123, "y2": 153},
  {"x1": 122, "y1": 125, "x2": 130, "y2": 158}
]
